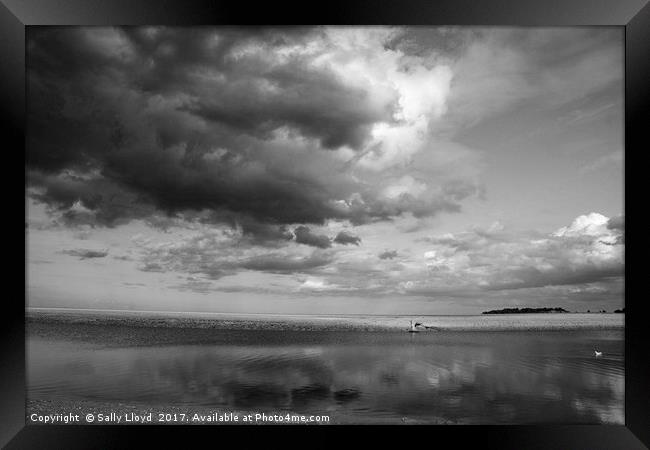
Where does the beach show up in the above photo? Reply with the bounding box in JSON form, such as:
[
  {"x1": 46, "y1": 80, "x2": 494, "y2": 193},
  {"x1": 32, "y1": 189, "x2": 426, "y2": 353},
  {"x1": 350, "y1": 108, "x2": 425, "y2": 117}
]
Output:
[{"x1": 27, "y1": 308, "x2": 624, "y2": 332}]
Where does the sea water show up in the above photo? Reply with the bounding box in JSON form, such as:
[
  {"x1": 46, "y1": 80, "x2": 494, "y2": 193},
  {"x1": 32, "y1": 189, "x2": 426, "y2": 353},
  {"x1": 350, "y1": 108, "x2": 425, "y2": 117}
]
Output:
[{"x1": 26, "y1": 310, "x2": 624, "y2": 424}]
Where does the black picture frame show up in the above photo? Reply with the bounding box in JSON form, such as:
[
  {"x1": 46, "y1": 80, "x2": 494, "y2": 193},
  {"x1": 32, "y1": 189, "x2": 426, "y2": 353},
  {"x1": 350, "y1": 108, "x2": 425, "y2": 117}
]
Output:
[{"x1": 3, "y1": 0, "x2": 649, "y2": 448}]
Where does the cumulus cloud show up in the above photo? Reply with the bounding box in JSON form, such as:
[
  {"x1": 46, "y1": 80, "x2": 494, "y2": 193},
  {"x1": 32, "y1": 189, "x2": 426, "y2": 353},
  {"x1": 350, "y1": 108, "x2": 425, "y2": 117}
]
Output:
[
  {"x1": 298, "y1": 277, "x2": 333, "y2": 291},
  {"x1": 333, "y1": 231, "x2": 361, "y2": 246},
  {"x1": 413, "y1": 213, "x2": 624, "y2": 293},
  {"x1": 240, "y1": 252, "x2": 333, "y2": 273},
  {"x1": 260, "y1": 213, "x2": 623, "y2": 301},
  {"x1": 113, "y1": 211, "x2": 624, "y2": 303},
  {"x1": 553, "y1": 212, "x2": 610, "y2": 238},
  {"x1": 132, "y1": 225, "x2": 334, "y2": 280}
]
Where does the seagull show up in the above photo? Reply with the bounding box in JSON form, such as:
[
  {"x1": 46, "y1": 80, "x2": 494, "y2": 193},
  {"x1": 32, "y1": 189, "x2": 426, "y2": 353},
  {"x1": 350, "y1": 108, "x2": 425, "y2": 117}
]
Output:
[{"x1": 594, "y1": 349, "x2": 603, "y2": 357}]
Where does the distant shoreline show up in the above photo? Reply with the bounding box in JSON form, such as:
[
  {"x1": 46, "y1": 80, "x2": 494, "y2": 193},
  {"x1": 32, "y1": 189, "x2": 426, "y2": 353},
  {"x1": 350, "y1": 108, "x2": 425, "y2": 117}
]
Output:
[{"x1": 482, "y1": 307, "x2": 569, "y2": 315}]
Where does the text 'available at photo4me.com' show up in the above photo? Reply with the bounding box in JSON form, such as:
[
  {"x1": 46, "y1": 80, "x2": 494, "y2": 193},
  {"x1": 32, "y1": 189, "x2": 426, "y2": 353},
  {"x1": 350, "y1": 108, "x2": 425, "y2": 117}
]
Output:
[{"x1": 28, "y1": 411, "x2": 331, "y2": 425}]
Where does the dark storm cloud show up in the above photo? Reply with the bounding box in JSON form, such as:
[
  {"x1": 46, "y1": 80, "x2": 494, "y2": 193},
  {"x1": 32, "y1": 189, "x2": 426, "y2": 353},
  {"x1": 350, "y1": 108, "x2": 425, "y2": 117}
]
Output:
[
  {"x1": 606, "y1": 214, "x2": 625, "y2": 243},
  {"x1": 607, "y1": 215, "x2": 624, "y2": 230},
  {"x1": 333, "y1": 231, "x2": 361, "y2": 246},
  {"x1": 26, "y1": 27, "x2": 480, "y2": 238},
  {"x1": 28, "y1": 171, "x2": 154, "y2": 228},
  {"x1": 379, "y1": 250, "x2": 398, "y2": 259},
  {"x1": 293, "y1": 226, "x2": 332, "y2": 249},
  {"x1": 62, "y1": 249, "x2": 109, "y2": 259},
  {"x1": 183, "y1": 76, "x2": 388, "y2": 150},
  {"x1": 125, "y1": 27, "x2": 394, "y2": 150}
]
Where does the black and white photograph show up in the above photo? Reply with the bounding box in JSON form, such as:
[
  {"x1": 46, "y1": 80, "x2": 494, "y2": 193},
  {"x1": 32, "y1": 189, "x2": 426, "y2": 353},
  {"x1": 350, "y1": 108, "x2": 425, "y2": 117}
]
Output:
[{"x1": 25, "y1": 26, "x2": 624, "y2": 426}]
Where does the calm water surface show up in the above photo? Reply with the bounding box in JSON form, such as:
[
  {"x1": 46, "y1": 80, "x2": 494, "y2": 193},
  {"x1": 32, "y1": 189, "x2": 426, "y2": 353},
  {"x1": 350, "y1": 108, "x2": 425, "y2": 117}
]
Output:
[{"x1": 27, "y1": 324, "x2": 623, "y2": 424}]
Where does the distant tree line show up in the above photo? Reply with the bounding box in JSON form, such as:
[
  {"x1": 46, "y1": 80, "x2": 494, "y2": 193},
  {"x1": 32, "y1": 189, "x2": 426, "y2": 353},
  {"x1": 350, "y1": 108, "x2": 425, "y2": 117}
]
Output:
[{"x1": 482, "y1": 307, "x2": 568, "y2": 315}]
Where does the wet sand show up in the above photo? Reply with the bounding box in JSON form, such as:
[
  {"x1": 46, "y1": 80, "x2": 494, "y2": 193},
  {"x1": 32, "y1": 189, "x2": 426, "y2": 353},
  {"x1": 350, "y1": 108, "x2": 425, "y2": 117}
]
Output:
[{"x1": 27, "y1": 308, "x2": 624, "y2": 332}]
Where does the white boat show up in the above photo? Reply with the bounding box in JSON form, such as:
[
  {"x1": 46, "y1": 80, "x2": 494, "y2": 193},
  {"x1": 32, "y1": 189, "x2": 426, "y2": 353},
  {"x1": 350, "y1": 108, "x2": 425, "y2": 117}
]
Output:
[{"x1": 408, "y1": 320, "x2": 420, "y2": 333}]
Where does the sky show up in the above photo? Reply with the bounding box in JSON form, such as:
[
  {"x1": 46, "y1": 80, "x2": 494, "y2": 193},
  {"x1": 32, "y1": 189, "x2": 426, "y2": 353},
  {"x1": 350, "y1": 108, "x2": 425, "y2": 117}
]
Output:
[{"x1": 25, "y1": 26, "x2": 624, "y2": 315}]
